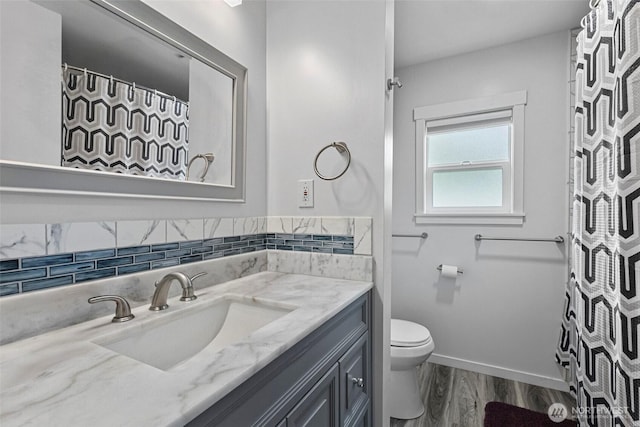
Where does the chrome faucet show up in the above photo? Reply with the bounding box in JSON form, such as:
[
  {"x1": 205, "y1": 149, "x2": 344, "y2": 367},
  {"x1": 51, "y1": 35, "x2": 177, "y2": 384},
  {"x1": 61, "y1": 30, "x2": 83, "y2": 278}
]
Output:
[
  {"x1": 149, "y1": 271, "x2": 207, "y2": 311},
  {"x1": 88, "y1": 295, "x2": 135, "y2": 322}
]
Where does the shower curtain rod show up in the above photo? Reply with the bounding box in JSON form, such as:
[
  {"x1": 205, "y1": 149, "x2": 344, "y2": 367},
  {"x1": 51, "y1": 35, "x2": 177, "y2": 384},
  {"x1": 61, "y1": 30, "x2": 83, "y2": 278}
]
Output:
[{"x1": 62, "y1": 64, "x2": 188, "y2": 105}]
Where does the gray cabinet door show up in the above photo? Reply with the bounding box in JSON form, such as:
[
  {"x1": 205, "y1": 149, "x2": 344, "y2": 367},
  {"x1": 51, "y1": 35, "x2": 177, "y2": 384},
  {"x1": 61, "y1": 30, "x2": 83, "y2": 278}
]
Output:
[
  {"x1": 287, "y1": 364, "x2": 339, "y2": 427},
  {"x1": 339, "y1": 334, "x2": 370, "y2": 427},
  {"x1": 350, "y1": 408, "x2": 369, "y2": 427}
]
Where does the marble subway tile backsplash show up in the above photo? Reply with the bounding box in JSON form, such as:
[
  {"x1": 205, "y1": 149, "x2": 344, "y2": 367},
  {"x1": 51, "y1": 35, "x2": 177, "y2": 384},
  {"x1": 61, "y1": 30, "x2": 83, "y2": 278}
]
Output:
[
  {"x1": 204, "y1": 217, "x2": 234, "y2": 238},
  {"x1": 234, "y1": 216, "x2": 265, "y2": 235},
  {"x1": 167, "y1": 219, "x2": 204, "y2": 242},
  {"x1": 267, "y1": 250, "x2": 372, "y2": 282},
  {"x1": 47, "y1": 222, "x2": 117, "y2": 255},
  {"x1": 267, "y1": 216, "x2": 293, "y2": 234},
  {"x1": 0, "y1": 216, "x2": 373, "y2": 298},
  {"x1": 117, "y1": 220, "x2": 166, "y2": 247},
  {"x1": 292, "y1": 217, "x2": 321, "y2": 234},
  {"x1": 354, "y1": 217, "x2": 373, "y2": 255},
  {"x1": 0, "y1": 223, "x2": 47, "y2": 259},
  {"x1": 320, "y1": 217, "x2": 354, "y2": 235}
]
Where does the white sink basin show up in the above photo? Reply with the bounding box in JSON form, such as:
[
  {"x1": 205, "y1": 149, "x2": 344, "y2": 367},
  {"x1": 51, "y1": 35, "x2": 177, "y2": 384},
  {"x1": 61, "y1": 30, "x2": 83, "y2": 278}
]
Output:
[{"x1": 93, "y1": 294, "x2": 296, "y2": 371}]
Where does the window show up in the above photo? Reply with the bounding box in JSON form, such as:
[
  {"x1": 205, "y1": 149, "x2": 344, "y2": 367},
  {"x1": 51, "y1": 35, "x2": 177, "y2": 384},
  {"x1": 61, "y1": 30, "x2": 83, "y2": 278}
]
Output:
[{"x1": 414, "y1": 91, "x2": 527, "y2": 224}]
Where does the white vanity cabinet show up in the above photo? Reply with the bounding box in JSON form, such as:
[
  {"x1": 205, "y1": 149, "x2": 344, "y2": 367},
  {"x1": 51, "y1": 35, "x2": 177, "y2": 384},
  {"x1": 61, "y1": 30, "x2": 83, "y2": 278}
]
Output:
[{"x1": 188, "y1": 292, "x2": 372, "y2": 427}]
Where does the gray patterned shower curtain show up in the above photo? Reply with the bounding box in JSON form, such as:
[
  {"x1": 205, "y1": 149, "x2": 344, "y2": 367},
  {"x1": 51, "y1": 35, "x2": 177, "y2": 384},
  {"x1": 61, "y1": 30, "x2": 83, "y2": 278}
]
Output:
[
  {"x1": 556, "y1": 1, "x2": 639, "y2": 426},
  {"x1": 61, "y1": 68, "x2": 189, "y2": 180}
]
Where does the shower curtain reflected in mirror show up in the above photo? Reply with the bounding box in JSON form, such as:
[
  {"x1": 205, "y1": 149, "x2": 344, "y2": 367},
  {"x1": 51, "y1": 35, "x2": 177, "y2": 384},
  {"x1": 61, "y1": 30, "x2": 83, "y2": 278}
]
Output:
[
  {"x1": 61, "y1": 67, "x2": 189, "y2": 180},
  {"x1": 556, "y1": 1, "x2": 639, "y2": 426}
]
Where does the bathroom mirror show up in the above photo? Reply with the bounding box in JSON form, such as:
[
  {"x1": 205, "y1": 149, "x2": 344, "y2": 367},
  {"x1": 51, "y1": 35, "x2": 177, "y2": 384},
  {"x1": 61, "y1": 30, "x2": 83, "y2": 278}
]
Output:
[{"x1": 0, "y1": 0, "x2": 247, "y2": 201}]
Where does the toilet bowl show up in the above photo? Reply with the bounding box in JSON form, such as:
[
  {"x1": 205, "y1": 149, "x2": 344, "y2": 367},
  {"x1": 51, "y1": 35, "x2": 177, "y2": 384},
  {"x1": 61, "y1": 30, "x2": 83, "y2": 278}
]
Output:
[{"x1": 388, "y1": 318, "x2": 434, "y2": 419}]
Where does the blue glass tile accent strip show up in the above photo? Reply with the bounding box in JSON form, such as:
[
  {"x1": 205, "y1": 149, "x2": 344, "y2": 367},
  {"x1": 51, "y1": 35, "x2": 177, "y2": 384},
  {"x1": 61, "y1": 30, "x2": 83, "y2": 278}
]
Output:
[
  {"x1": 0, "y1": 259, "x2": 19, "y2": 272},
  {"x1": 135, "y1": 252, "x2": 165, "y2": 263},
  {"x1": 117, "y1": 246, "x2": 150, "y2": 256},
  {"x1": 166, "y1": 249, "x2": 192, "y2": 259},
  {"x1": 50, "y1": 261, "x2": 95, "y2": 276},
  {"x1": 192, "y1": 246, "x2": 214, "y2": 255},
  {"x1": 22, "y1": 254, "x2": 74, "y2": 269},
  {"x1": 180, "y1": 254, "x2": 203, "y2": 264},
  {"x1": 0, "y1": 283, "x2": 19, "y2": 296},
  {"x1": 118, "y1": 263, "x2": 150, "y2": 275},
  {"x1": 0, "y1": 268, "x2": 47, "y2": 284},
  {"x1": 97, "y1": 256, "x2": 134, "y2": 269},
  {"x1": 180, "y1": 241, "x2": 204, "y2": 249},
  {"x1": 75, "y1": 249, "x2": 116, "y2": 262},
  {"x1": 76, "y1": 268, "x2": 117, "y2": 283},
  {"x1": 0, "y1": 233, "x2": 356, "y2": 297},
  {"x1": 22, "y1": 275, "x2": 74, "y2": 292},
  {"x1": 152, "y1": 243, "x2": 179, "y2": 252},
  {"x1": 266, "y1": 234, "x2": 353, "y2": 254},
  {"x1": 203, "y1": 237, "x2": 224, "y2": 245},
  {"x1": 152, "y1": 258, "x2": 180, "y2": 269}
]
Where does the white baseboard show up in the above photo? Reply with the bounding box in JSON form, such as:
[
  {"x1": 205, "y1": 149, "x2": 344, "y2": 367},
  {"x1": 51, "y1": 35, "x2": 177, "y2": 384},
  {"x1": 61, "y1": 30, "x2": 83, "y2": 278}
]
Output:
[{"x1": 428, "y1": 353, "x2": 570, "y2": 393}]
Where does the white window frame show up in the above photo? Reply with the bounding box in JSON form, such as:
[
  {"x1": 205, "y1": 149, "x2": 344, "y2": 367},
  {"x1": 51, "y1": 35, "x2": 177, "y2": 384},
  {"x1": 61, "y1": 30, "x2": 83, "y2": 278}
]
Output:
[{"x1": 414, "y1": 91, "x2": 527, "y2": 225}]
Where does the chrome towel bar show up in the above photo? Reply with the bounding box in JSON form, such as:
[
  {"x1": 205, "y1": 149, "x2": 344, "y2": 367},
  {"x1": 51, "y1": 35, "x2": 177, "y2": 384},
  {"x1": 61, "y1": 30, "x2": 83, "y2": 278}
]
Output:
[
  {"x1": 474, "y1": 234, "x2": 564, "y2": 243},
  {"x1": 392, "y1": 232, "x2": 428, "y2": 239}
]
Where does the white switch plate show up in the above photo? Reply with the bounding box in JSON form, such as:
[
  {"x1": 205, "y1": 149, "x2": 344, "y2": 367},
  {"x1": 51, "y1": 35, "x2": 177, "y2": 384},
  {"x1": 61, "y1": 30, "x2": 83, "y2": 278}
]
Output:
[{"x1": 298, "y1": 179, "x2": 314, "y2": 208}]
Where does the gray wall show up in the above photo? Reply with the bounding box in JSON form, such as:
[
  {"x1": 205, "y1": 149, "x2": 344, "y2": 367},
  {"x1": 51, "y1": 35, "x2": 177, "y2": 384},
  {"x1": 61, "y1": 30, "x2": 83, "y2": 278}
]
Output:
[
  {"x1": 265, "y1": 1, "x2": 391, "y2": 423},
  {"x1": 0, "y1": 1, "x2": 61, "y2": 166},
  {"x1": 392, "y1": 30, "x2": 570, "y2": 390}
]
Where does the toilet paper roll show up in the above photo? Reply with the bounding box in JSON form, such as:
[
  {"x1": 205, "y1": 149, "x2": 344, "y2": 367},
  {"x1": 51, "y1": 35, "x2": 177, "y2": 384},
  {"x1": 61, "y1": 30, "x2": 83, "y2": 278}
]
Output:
[{"x1": 440, "y1": 264, "x2": 459, "y2": 278}]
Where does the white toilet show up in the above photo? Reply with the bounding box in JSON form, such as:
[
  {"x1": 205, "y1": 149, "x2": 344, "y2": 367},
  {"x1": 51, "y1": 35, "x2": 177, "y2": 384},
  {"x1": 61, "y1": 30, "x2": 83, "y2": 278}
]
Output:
[{"x1": 388, "y1": 318, "x2": 435, "y2": 419}]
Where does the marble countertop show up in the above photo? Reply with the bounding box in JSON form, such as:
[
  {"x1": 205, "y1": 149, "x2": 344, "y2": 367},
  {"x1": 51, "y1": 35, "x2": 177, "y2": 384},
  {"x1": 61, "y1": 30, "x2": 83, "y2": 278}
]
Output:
[{"x1": 0, "y1": 271, "x2": 372, "y2": 426}]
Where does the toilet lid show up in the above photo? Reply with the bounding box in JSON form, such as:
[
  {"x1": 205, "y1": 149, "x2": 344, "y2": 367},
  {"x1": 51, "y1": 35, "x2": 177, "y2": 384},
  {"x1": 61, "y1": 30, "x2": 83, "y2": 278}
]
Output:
[{"x1": 390, "y1": 319, "x2": 432, "y2": 347}]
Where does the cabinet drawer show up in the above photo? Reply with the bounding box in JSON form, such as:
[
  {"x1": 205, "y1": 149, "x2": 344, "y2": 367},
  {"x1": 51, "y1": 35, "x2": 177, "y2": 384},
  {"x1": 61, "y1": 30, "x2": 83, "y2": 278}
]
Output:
[{"x1": 339, "y1": 333, "x2": 370, "y2": 427}]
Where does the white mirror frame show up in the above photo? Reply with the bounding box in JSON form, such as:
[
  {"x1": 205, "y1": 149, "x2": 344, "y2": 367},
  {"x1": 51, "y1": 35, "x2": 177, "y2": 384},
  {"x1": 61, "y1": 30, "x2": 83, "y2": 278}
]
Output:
[{"x1": 0, "y1": 0, "x2": 247, "y2": 202}]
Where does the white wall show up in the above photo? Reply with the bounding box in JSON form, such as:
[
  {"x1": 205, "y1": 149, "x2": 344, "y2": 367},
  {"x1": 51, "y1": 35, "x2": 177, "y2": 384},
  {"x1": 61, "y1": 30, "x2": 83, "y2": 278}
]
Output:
[
  {"x1": 266, "y1": 1, "x2": 391, "y2": 423},
  {"x1": 392, "y1": 31, "x2": 570, "y2": 390},
  {"x1": 0, "y1": 1, "x2": 61, "y2": 166},
  {"x1": 0, "y1": 0, "x2": 267, "y2": 224}
]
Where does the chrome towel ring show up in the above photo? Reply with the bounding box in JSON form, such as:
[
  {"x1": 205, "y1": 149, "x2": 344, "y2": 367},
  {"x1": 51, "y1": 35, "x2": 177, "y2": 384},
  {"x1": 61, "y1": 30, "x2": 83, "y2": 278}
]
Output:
[{"x1": 313, "y1": 141, "x2": 351, "y2": 181}]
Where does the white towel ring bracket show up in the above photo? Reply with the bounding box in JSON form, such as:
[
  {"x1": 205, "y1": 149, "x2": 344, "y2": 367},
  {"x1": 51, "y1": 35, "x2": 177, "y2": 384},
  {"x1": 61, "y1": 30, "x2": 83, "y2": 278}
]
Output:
[{"x1": 313, "y1": 141, "x2": 351, "y2": 181}]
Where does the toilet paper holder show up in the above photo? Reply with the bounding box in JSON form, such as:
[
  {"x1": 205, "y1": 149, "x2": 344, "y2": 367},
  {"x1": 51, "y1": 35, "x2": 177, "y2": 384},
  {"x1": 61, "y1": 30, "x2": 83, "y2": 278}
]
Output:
[{"x1": 437, "y1": 264, "x2": 464, "y2": 275}]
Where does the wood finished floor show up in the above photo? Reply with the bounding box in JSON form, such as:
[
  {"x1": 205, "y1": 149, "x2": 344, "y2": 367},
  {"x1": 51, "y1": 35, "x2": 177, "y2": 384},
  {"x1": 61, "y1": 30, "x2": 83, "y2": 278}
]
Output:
[{"x1": 390, "y1": 363, "x2": 576, "y2": 427}]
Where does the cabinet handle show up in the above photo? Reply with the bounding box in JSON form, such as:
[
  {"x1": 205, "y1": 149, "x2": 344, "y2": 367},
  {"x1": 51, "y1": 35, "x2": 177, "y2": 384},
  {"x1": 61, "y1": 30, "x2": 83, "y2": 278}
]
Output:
[{"x1": 351, "y1": 377, "x2": 364, "y2": 388}]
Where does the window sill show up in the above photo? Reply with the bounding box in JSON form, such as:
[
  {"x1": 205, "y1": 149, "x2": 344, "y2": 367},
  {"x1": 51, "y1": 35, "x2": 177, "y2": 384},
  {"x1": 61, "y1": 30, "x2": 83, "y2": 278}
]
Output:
[{"x1": 414, "y1": 212, "x2": 525, "y2": 225}]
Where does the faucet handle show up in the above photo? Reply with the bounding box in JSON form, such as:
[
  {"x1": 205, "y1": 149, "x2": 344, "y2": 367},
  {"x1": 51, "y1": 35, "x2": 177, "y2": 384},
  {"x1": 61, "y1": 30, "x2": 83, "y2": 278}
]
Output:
[
  {"x1": 190, "y1": 272, "x2": 207, "y2": 282},
  {"x1": 180, "y1": 272, "x2": 207, "y2": 302},
  {"x1": 88, "y1": 295, "x2": 135, "y2": 323}
]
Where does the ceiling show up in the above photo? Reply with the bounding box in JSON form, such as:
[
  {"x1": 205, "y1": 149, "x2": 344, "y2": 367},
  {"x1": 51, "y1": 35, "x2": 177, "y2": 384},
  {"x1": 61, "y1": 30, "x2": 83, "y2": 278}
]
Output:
[
  {"x1": 394, "y1": 0, "x2": 590, "y2": 68},
  {"x1": 36, "y1": 0, "x2": 590, "y2": 88}
]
